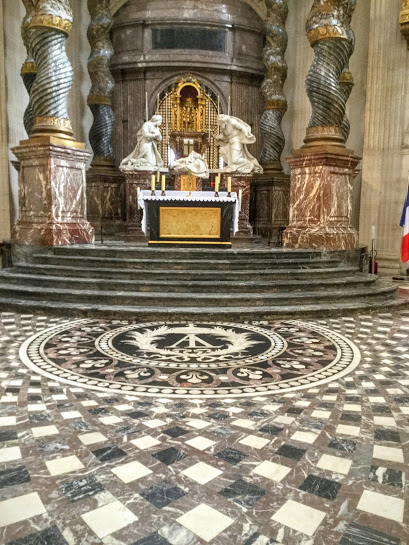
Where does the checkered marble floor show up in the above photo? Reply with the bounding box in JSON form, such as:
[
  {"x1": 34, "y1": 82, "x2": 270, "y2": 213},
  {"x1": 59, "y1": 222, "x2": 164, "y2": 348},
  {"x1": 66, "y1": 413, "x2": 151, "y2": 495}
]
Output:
[{"x1": 0, "y1": 312, "x2": 408, "y2": 545}]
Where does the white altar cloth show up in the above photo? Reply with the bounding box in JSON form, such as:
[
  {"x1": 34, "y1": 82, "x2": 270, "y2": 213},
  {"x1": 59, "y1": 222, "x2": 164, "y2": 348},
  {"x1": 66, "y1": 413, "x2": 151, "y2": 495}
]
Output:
[{"x1": 138, "y1": 190, "x2": 240, "y2": 236}]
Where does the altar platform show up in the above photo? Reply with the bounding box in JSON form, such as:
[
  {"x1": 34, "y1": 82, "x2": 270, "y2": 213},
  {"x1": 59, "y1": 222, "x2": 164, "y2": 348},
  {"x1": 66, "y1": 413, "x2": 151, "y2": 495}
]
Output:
[{"x1": 139, "y1": 191, "x2": 239, "y2": 247}]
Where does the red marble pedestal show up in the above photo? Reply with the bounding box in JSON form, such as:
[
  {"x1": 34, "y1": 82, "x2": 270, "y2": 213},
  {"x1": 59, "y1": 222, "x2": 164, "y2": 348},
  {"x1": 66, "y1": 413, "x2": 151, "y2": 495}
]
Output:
[
  {"x1": 122, "y1": 170, "x2": 154, "y2": 236},
  {"x1": 221, "y1": 173, "x2": 253, "y2": 237},
  {"x1": 283, "y1": 150, "x2": 360, "y2": 250},
  {"x1": 12, "y1": 138, "x2": 95, "y2": 246},
  {"x1": 86, "y1": 161, "x2": 125, "y2": 235}
]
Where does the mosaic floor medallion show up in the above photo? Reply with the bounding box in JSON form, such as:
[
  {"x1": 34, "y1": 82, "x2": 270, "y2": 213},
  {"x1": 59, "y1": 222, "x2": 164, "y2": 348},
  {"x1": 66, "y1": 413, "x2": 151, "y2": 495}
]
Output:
[{"x1": 20, "y1": 319, "x2": 361, "y2": 398}]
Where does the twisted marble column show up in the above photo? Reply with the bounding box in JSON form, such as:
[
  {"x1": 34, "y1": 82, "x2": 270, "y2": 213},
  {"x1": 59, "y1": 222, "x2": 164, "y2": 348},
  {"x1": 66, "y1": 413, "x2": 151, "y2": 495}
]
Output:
[
  {"x1": 28, "y1": 0, "x2": 74, "y2": 139},
  {"x1": 87, "y1": 0, "x2": 115, "y2": 165},
  {"x1": 400, "y1": 0, "x2": 409, "y2": 47},
  {"x1": 304, "y1": 0, "x2": 356, "y2": 147},
  {"x1": 21, "y1": 0, "x2": 37, "y2": 137},
  {"x1": 260, "y1": 0, "x2": 288, "y2": 171},
  {"x1": 339, "y1": 0, "x2": 356, "y2": 143}
]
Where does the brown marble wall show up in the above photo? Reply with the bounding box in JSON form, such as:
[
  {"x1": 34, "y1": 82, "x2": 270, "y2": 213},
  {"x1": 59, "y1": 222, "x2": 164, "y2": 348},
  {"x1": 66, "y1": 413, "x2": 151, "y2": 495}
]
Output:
[
  {"x1": 254, "y1": 173, "x2": 290, "y2": 243},
  {"x1": 12, "y1": 140, "x2": 94, "y2": 246},
  {"x1": 86, "y1": 168, "x2": 125, "y2": 234},
  {"x1": 283, "y1": 151, "x2": 360, "y2": 250}
]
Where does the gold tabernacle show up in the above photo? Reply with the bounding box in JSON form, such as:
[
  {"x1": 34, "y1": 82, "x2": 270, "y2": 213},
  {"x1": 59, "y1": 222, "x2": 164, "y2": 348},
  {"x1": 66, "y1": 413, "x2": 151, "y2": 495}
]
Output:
[
  {"x1": 180, "y1": 175, "x2": 197, "y2": 192},
  {"x1": 160, "y1": 207, "x2": 221, "y2": 238}
]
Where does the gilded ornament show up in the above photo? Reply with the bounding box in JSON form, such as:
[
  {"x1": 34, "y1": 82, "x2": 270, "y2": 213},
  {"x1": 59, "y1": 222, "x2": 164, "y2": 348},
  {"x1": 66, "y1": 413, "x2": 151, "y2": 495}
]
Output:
[
  {"x1": 29, "y1": 15, "x2": 72, "y2": 35},
  {"x1": 34, "y1": 116, "x2": 73, "y2": 134},
  {"x1": 21, "y1": 62, "x2": 37, "y2": 75},
  {"x1": 307, "y1": 25, "x2": 348, "y2": 44},
  {"x1": 265, "y1": 99, "x2": 288, "y2": 111},
  {"x1": 87, "y1": 94, "x2": 112, "y2": 106}
]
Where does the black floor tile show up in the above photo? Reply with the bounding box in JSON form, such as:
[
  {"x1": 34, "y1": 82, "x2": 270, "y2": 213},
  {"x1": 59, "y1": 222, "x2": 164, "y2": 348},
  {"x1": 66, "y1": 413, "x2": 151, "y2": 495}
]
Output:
[
  {"x1": 133, "y1": 532, "x2": 171, "y2": 545},
  {"x1": 299, "y1": 474, "x2": 342, "y2": 500},
  {"x1": 276, "y1": 444, "x2": 307, "y2": 461},
  {"x1": 127, "y1": 411, "x2": 149, "y2": 419},
  {"x1": 219, "y1": 477, "x2": 266, "y2": 508},
  {"x1": 374, "y1": 429, "x2": 401, "y2": 443},
  {"x1": 0, "y1": 430, "x2": 18, "y2": 442},
  {"x1": 259, "y1": 424, "x2": 283, "y2": 436},
  {"x1": 208, "y1": 413, "x2": 229, "y2": 421},
  {"x1": 6, "y1": 526, "x2": 69, "y2": 545},
  {"x1": 59, "y1": 475, "x2": 105, "y2": 502},
  {"x1": 140, "y1": 480, "x2": 186, "y2": 509},
  {"x1": 29, "y1": 412, "x2": 51, "y2": 423},
  {"x1": 0, "y1": 466, "x2": 30, "y2": 489},
  {"x1": 92, "y1": 445, "x2": 127, "y2": 462},
  {"x1": 152, "y1": 447, "x2": 187, "y2": 465},
  {"x1": 368, "y1": 466, "x2": 403, "y2": 488},
  {"x1": 328, "y1": 437, "x2": 356, "y2": 452},
  {"x1": 162, "y1": 426, "x2": 189, "y2": 438},
  {"x1": 215, "y1": 447, "x2": 247, "y2": 465},
  {"x1": 339, "y1": 522, "x2": 400, "y2": 545},
  {"x1": 340, "y1": 413, "x2": 361, "y2": 423}
]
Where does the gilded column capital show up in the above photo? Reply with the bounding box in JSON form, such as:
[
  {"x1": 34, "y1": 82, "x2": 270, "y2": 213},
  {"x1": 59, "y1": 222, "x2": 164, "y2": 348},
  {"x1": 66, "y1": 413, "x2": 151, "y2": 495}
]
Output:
[{"x1": 400, "y1": 0, "x2": 409, "y2": 47}]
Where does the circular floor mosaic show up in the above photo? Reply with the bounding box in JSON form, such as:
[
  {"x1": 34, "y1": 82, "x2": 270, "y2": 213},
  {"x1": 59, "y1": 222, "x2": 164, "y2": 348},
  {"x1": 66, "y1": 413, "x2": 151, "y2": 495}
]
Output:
[{"x1": 19, "y1": 319, "x2": 361, "y2": 398}]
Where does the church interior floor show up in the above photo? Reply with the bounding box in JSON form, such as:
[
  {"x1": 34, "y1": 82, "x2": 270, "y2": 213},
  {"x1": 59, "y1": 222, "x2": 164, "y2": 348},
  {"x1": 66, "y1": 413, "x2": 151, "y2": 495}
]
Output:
[{"x1": 0, "y1": 311, "x2": 408, "y2": 545}]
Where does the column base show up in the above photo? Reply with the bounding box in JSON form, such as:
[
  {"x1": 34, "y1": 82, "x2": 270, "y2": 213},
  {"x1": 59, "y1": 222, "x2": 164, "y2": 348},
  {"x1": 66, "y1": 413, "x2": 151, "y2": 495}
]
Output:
[
  {"x1": 283, "y1": 226, "x2": 358, "y2": 251},
  {"x1": 12, "y1": 138, "x2": 94, "y2": 247},
  {"x1": 283, "y1": 149, "x2": 361, "y2": 251},
  {"x1": 221, "y1": 172, "x2": 254, "y2": 238},
  {"x1": 253, "y1": 170, "x2": 290, "y2": 242},
  {"x1": 13, "y1": 222, "x2": 95, "y2": 247}
]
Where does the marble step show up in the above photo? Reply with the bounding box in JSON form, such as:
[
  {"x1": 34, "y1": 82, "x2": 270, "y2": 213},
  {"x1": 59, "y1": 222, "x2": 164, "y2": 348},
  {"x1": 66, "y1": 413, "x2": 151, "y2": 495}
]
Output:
[
  {"x1": 53, "y1": 245, "x2": 335, "y2": 261},
  {"x1": 14, "y1": 263, "x2": 360, "y2": 281},
  {"x1": 32, "y1": 254, "x2": 344, "y2": 271},
  {"x1": 0, "y1": 270, "x2": 378, "y2": 294},
  {"x1": 0, "y1": 281, "x2": 396, "y2": 308},
  {"x1": 0, "y1": 293, "x2": 400, "y2": 321}
]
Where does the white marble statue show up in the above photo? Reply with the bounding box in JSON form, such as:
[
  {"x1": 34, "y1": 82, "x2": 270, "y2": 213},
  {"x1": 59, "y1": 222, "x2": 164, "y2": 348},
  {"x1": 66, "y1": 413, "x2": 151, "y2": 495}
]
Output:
[
  {"x1": 120, "y1": 115, "x2": 164, "y2": 170},
  {"x1": 170, "y1": 151, "x2": 210, "y2": 179},
  {"x1": 215, "y1": 114, "x2": 263, "y2": 174}
]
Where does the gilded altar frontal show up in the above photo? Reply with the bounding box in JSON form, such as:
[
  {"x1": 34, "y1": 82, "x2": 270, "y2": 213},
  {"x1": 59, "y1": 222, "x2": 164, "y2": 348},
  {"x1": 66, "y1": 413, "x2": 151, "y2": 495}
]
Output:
[{"x1": 0, "y1": 1, "x2": 409, "y2": 545}]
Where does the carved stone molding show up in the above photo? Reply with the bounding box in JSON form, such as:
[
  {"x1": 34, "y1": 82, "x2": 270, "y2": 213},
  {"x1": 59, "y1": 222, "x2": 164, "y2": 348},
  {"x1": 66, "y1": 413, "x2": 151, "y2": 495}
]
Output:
[{"x1": 260, "y1": 0, "x2": 288, "y2": 172}]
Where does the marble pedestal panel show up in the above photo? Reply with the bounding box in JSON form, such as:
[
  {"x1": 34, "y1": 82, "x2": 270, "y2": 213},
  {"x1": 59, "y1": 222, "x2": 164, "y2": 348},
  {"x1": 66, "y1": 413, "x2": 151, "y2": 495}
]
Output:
[
  {"x1": 173, "y1": 170, "x2": 203, "y2": 192},
  {"x1": 283, "y1": 151, "x2": 360, "y2": 250},
  {"x1": 86, "y1": 165, "x2": 125, "y2": 235},
  {"x1": 254, "y1": 171, "x2": 290, "y2": 244},
  {"x1": 12, "y1": 139, "x2": 94, "y2": 246},
  {"x1": 221, "y1": 173, "x2": 253, "y2": 237},
  {"x1": 122, "y1": 170, "x2": 154, "y2": 237}
]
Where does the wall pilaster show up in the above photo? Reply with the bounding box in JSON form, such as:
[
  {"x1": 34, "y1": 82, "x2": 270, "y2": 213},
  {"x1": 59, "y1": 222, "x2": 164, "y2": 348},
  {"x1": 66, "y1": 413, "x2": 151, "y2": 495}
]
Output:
[
  {"x1": 359, "y1": 0, "x2": 408, "y2": 273},
  {"x1": 0, "y1": 0, "x2": 11, "y2": 241}
]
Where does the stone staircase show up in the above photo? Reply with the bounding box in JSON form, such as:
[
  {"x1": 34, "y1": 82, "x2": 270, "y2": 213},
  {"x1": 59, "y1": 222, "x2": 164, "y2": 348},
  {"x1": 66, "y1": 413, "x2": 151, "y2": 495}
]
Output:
[{"x1": 0, "y1": 245, "x2": 399, "y2": 319}]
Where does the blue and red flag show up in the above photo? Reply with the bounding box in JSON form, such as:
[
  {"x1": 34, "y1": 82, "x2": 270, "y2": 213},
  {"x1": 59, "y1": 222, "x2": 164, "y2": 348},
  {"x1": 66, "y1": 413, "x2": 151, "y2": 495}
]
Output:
[{"x1": 400, "y1": 186, "x2": 409, "y2": 262}]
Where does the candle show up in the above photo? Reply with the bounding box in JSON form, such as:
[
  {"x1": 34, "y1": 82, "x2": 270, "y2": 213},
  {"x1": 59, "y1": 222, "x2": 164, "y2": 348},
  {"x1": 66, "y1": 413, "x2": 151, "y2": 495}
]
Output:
[
  {"x1": 227, "y1": 176, "x2": 232, "y2": 193},
  {"x1": 165, "y1": 94, "x2": 169, "y2": 145},
  {"x1": 151, "y1": 175, "x2": 155, "y2": 192},
  {"x1": 157, "y1": 94, "x2": 159, "y2": 113},
  {"x1": 146, "y1": 92, "x2": 149, "y2": 122},
  {"x1": 239, "y1": 189, "x2": 242, "y2": 211},
  {"x1": 161, "y1": 175, "x2": 165, "y2": 192},
  {"x1": 215, "y1": 175, "x2": 220, "y2": 194},
  {"x1": 137, "y1": 187, "x2": 141, "y2": 209},
  {"x1": 208, "y1": 97, "x2": 211, "y2": 140},
  {"x1": 371, "y1": 225, "x2": 376, "y2": 241},
  {"x1": 228, "y1": 96, "x2": 231, "y2": 116},
  {"x1": 157, "y1": 170, "x2": 160, "y2": 184}
]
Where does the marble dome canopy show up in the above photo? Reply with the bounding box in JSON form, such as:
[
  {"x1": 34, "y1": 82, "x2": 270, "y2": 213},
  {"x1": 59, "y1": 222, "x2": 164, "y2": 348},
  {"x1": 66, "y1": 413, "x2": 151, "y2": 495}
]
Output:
[{"x1": 109, "y1": 0, "x2": 267, "y2": 21}]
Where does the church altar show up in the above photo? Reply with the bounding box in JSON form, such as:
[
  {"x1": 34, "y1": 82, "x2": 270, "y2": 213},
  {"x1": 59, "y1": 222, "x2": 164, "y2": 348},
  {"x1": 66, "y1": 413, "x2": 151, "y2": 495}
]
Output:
[{"x1": 138, "y1": 190, "x2": 239, "y2": 246}]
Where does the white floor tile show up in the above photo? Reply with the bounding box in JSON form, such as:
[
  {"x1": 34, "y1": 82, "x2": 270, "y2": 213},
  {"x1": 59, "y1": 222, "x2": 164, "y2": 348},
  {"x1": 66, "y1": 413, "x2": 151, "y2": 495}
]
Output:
[
  {"x1": 271, "y1": 499, "x2": 326, "y2": 537},
  {"x1": 316, "y1": 454, "x2": 352, "y2": 475},
  {"x1": 185, "y1": 436, "x2": 216, "y2": 451},
  {"x1": 111, "y1": 461, "x2": 152, "y2": 483},
  {"x1": 231, "y1": 419, "x2": 255, "y2": 430},
  {"x1": 291, "y1": 431, "x2": 319, "y2": 444},
  {"x1": 31, "y1": 425, "x2": 59, "y2": 438},
  {"x1": 373, "y1": 417, "x2": 397, "y2": 428},
  {"x1": 0, "y1": 416, "x2": 16, "y2": 427},
  {"x1": 143, "y1": 419, "x2": 166, "y2": 429},
  {"x1": 99, "y1": 416, "x2": 123, "y2": 425},
  {"x1": 238, "y1": 435, "x2": 270, "y2": 450},
  {"x1": 79, "y1": 432, "x2": 107, "y2": 445},
  {"x1": 182, "y1": 462, "x2": 223, "y2": 485},
  {"x1": 45, "y1": 455, "x2": 84, "y2": 476},
  {"x1": 335, "y1": 424, "x2": 360, "y2": 437},
  {"x1": 130, "y1": 436, "x2": 161, "y2": 450},
  {"x1": 0, "y1": 446, "x2": 22, "y2": 463},
  {"x1": 357, "y1": 490, "x2": 404, "y2": 523},
  {"x1": 61, "y1": 411, "x2": 82, "y2": 420},
  {"x1": 186, "y1": 419, "x2": 211, "y2": 430},
  {"x1": 177, "y1": 504, "x2": 233, "y2": 543},
  {"x1": 252, "y1": 460, "x2": 291, "y2": 482},
  {"x1": 373, "y1": 445, "x2": 404, "y2": 463},
  {"x1": 0, "y1": 492, "x2": 47, "y2": 528},
  {"x1": 81, "y1": 500, "x2": 138, "y2": 539}
]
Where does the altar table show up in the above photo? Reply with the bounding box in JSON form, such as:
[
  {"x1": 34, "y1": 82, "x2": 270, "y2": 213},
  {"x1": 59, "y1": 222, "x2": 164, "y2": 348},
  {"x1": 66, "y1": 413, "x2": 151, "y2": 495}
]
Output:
[{"x1": 138, "y1": 191, "x2": 239, "y2": 246}]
